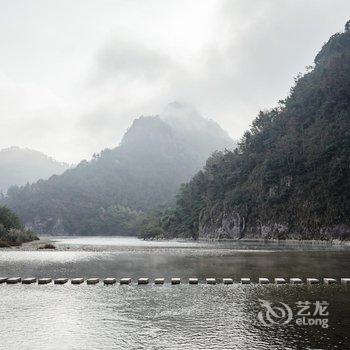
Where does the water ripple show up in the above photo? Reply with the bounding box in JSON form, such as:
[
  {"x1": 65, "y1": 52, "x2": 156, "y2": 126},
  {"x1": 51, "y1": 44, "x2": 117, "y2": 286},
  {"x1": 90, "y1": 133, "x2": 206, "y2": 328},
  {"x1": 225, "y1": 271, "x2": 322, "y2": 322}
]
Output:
[{"x1": 0, "y1": 284, "x2": 349, "y2": 349}]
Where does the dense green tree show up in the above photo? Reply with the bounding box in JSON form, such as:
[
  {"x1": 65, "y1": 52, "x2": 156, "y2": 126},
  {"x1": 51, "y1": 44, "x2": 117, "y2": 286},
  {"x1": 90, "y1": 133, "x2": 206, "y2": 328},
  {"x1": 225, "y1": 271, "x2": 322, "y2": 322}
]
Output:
[{"x1": 0, "y1": 205, "x2": 22, "y2": 230}]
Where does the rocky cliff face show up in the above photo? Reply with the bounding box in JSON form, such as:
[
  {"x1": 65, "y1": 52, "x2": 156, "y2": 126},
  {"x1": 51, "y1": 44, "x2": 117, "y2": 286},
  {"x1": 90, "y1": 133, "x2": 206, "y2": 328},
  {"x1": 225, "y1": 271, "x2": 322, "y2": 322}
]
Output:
[
  {"x1": 199, "y1": 204, "x2": 246, "y2": 239},
  {"x1": 198, "y1": 204, "x2": 350, "y2": 240},
  {"x1": 25, "y1": 216, "x2": 67, "y2": 236}
]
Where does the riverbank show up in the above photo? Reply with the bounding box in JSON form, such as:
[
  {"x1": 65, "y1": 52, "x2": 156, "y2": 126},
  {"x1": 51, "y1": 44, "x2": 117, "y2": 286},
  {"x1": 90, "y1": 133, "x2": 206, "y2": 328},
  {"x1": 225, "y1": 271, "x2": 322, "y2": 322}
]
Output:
[
  {"x1": 0, "y1": 237, "x2": 67, "y2": 251},
  {"x1": 1, "y1": 235, "x2": 350, "y2": 252},
  {"x1": 199, "y1": 237, "x2": 350, "y2": 245}
]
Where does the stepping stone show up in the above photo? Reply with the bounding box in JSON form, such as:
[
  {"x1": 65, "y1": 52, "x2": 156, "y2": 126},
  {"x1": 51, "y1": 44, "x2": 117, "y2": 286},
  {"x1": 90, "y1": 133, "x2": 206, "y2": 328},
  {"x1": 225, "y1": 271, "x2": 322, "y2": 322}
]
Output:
[
  {"x1": 120, "y1": 278, "x2": 132, "y2": 285},
  {"x1": 275, "y1": 278, "x2": 286, "y2": 284},
  {"x1": 86, "y1": 278, "x2": 99, "y2": 285},
  {"x1": 259, "y1": 278, "x2": 270, "y2": 284},
  {"x1": 324, "y1": 278, "x2": 337, "y2": 285},
  {"x1": 138, "y1": 278, "x2": 149, "y2": 285},
  {"x1": 54, "y1": 278, "x2": 68, "y2": 285},
  {"x1": 341, "y1": 278, "x2": 350, "y2": 285},
  {"x1": 171, "y1": 278, "x2": 181, "y2": 285},
  {"x1": 241, "y1": 278, "x2": 251, "y2": 284},
  {"x1": 306, "y1": 278, "x2": 319, "y2": 285},
  {"x1": 103, "y1": 278, "x2": 116, "y2": 285},
  {"x1": 6, "y1": 277, "x2": 21, "y2": 284},
  {"x1": 38, "y1": 278, "x2": 52, "y2": 285},
  {"x1": 71, "y1": 278, "x2": 84, "y2": 285},
  {"x1": 154, "y1": 278, "x2": 165, "y2": 285},
  {"x1": 222, "y1": 278, "x2": 233, "y2": 284},
  {"x1": 290, "y1": 278, "x2": 303, "y2": 284},
  {"x1": 22, "y1": 278, "x2": 37, "y2": 284},
  {"x1": 189, "y1": 278, "x2": 199, "y2": 284},
  {"x1": 206, "y1": 278, "x2": 216, "y2": 285},
  {"x1": 0, "y1": 277, "x2": 8, "y2": 284}
]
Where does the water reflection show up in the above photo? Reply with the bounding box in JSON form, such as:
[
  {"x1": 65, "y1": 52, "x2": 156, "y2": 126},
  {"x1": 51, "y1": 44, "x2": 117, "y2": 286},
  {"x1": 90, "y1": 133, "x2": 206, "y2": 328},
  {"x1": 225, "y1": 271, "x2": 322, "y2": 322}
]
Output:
[{"x1": 1, "y1": 246, "x2": 350, "y2": 279}]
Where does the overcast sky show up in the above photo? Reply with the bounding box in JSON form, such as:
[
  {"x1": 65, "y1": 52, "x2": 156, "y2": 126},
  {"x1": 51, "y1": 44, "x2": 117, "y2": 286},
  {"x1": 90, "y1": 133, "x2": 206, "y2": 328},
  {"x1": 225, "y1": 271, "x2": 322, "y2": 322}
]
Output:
[{"x1": 0, "y1": 0, "x2": 349, "y2": 163}]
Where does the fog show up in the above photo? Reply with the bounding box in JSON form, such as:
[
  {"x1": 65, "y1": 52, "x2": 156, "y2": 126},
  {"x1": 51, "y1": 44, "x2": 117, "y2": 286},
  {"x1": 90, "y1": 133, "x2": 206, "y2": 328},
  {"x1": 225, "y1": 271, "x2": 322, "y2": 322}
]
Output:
[{"x1": 0, "y1": 0, "x2": 349, "y2": 163}]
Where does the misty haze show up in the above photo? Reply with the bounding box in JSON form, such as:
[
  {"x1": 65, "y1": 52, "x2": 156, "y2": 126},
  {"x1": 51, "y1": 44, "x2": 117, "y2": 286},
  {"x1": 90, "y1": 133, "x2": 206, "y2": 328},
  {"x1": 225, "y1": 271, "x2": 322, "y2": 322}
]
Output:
[{"x1": 1, "y1": 1, "x2": 350, "y2": 350}]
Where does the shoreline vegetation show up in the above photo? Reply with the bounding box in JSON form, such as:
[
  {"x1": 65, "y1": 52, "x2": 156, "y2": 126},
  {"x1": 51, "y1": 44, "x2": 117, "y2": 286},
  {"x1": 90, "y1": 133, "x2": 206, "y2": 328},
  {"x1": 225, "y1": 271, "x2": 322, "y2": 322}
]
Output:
[{"x1": 0, "y1": 205, "x2": 38, "y2": 247}]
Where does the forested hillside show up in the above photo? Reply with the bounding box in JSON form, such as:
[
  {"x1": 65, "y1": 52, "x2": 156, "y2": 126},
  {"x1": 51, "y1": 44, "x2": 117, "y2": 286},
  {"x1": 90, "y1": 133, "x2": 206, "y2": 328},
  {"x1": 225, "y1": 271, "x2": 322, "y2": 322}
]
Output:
[
  {"x1": 2, "y1": 103, "x2": 233, "y2": 235},
  {"x1": 160, "y1": 24, "x2": 350, "y2": 241},
  {"x1": 0, "y1": 147, "x2": 69, "y2": 193}
]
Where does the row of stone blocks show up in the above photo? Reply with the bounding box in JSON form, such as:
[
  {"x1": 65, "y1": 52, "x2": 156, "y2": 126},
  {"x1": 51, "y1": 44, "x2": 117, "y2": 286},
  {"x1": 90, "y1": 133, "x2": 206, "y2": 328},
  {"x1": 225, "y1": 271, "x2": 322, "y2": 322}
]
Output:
[{"x1": 1, "y1": 277, "x2": 350, "y2": 285}]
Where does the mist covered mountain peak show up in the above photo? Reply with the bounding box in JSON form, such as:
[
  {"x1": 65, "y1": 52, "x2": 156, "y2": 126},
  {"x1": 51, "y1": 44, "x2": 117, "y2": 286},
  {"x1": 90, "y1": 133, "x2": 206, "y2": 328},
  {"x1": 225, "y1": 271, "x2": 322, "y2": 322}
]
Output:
[
  {"x1": 160, "y1": 101, "x2": 202, "y2": 122},
  {"x1": 119, "y1": 102, "x2": 234, "y2": 157}
]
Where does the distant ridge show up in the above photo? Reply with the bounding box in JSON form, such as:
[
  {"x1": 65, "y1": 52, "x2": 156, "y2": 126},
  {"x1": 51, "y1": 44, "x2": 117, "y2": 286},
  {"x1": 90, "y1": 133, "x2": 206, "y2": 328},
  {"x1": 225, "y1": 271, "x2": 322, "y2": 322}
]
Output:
[{"x1": 0, "y1": 146, "x2": 70, "y2": 193}]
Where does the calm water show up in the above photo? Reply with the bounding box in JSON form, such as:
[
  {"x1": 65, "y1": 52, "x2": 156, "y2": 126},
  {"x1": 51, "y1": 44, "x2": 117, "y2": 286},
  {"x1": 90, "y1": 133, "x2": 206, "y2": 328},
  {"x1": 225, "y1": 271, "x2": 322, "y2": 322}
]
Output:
[{"x1": 1, "y1": 236, "x2": 350, "y2": 349}]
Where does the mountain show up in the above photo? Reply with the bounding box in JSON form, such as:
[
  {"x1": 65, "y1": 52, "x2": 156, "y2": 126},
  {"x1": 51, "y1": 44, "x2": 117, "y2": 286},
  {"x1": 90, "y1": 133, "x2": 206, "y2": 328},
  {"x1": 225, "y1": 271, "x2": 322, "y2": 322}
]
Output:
[
  {"x1": 0, "y1": 147, "x2": 70, "y2": 193},
  {"x1": 2, "y1": 103, "x2": 234, "y2": 235},
  {"x1": 160, "y1": 23, "x2": 350, "y2": 241}
]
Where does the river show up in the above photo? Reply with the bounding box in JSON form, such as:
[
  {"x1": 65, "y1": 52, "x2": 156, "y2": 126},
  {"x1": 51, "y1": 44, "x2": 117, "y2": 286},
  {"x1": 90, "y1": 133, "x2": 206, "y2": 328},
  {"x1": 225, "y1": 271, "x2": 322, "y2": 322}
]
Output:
[{"x1": 0, "y1": 236, "x2": 349, "y2": 349}]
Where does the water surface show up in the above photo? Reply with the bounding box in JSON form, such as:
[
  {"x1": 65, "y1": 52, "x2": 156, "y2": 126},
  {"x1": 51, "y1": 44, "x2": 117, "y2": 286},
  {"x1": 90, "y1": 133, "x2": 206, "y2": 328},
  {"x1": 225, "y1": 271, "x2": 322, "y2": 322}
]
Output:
[
  {"x1": 1, "y1": 284, "x2": 349, "y2": 350},
  {"x1": 1, "y1": 236, "x2": 350, "y2": 280},
  {"x1": 1, "y1": 236, "x2": 350, "y2": 349}
]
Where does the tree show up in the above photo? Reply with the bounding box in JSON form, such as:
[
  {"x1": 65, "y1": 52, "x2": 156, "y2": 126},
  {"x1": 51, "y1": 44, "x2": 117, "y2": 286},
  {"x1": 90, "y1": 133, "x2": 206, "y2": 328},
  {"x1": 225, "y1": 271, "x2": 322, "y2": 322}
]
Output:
[
  {"x1": 345, "y1": 20, "x2": 350, "y2": 32},
  {"x1": 0, "y1": 205, "x2": 22, "y2": 230}
]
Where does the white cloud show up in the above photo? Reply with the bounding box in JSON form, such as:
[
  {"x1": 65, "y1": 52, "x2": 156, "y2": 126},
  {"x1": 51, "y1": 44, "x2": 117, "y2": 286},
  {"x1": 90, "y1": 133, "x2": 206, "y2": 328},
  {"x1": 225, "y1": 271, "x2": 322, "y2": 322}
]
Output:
[{"x1": 0, "y1": 0, "x2": 349, "y2": 163}]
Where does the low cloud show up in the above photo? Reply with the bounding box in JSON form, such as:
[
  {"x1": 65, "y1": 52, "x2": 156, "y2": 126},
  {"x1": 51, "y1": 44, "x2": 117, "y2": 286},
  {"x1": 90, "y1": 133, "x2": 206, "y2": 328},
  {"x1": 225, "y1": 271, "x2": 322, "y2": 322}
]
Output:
[
  {"x1": 80, "y1": 0, "x2": 350, "y2": 149},
  {"x1": 92, "y1": 38, "x2": 175, "y2": 84},
  {"x1": 1, "y1": 0, "x2": 350, "y2": 163}
]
